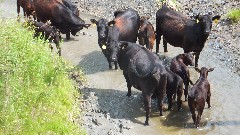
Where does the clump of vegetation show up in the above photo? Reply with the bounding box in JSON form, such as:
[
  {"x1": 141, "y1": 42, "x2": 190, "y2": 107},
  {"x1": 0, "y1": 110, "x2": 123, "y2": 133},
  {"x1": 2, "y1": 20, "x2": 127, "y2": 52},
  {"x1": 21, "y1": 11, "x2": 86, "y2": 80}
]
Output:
[
  {"x1": 226, "y1": 9, "x2": 240, "y2": 23},
  {"x1": 0, "y1": 19, "x2": 85, "y2": 134}
]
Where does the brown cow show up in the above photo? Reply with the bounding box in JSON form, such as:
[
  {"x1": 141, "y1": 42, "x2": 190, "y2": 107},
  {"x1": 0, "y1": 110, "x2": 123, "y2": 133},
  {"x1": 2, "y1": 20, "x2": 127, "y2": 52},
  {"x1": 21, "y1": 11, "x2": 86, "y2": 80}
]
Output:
[
  {"x1": 17, "y1": 0, "x2": 35, "y2": 19},
  {"x1": 138, "y1": 16, "x2": 155, "y2": 51},
  {"x1": 188, "y1": 67, "x2": 214, "y2": 128},
  {"x1": 32, "y1": 0, "x2": 90, "y2": 40},
  {"x1": 170, "y1": 53, "x2": 194, "y2": 101}
]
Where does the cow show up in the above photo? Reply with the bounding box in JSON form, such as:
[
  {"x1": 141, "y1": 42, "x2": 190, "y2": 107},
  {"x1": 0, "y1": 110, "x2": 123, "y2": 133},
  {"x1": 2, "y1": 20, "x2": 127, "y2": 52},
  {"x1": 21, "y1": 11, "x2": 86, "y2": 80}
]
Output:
[
  {"x1": 165, "y1": 67, "x2": 183, "y2": 111},
  {"x1": 90, "y1": 18, "x2": 116, "y2": 69},
  {"x1": 138, "y1": 16, "x2": 155, "y2": 51},
  {"x1": 17, "y1": 0, "x2": 35, "y2": 19},
  {"x1": 170, "y1": 53, "x2": 194, "y2": 101},
  {"x1": 155, "y1": 4, "x2": 220, "y2": 67},
  {"x1": 188, "y1": 67, "x2": 214, "y2": 128},
  {"x1": 30, "y1": 20, "x2": 62, "y2": 56},
  {"x1": 32, "y1": 0, "x2": 90, "y2": 40},
  {"x1": 61, "y1": 0, "x2": 79, "y2": 17},
  {"x1": 117, "y1": 41, "x2": 168, "y2": 126},
  {"x1": 107, "y1": 8, "x2": 140, "y2": 70}
]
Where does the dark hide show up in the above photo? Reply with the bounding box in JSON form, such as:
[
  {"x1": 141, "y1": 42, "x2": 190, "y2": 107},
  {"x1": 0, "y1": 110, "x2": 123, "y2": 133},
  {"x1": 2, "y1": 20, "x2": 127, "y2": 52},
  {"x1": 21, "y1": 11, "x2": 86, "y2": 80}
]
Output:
[
  {"x1": 165, "y1": 67, "x2": 183, "y2": 111},
  {"x1": 107, "y1": 8, "x2": 140, "y2": 69},
  {"x1": 156, "y1": 5, "x2": 220, "y2": 67},
  {"x1": 170, "y1": 53, "x2": 194, "y2": 101},
  {"x1": 17, "y1": 0, "x2": 35, "y2": 19},
  {"x1": 117, "y1": 41, "x2": 167, "y2": 126},
  {"x1": 90, "y1": 18, "x2": 117, "y2": 69},
  {"x1": 188, "y1": 67, "x2": 214, "y2": 128},
  {"x1": 32, "y1": 0, "x2": 90, "y2": 40},
  {"x1": 31, "y1": 20, "x2": 62, "y2": 56},
  {"x1": 138, "y1": 16, "x2": 155, "y2": 51}
]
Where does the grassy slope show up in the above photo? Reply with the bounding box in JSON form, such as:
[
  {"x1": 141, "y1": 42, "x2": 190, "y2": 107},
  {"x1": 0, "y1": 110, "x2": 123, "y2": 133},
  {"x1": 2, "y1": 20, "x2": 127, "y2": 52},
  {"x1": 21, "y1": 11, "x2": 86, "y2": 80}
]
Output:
[{"x1": 0, "y1": 19, "x2": 85, "y2": 134}]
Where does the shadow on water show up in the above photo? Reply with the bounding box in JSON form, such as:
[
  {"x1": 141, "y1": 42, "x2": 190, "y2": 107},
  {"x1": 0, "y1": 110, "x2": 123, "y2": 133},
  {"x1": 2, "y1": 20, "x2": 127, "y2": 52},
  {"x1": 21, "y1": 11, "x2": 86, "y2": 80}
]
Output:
[{"x1": 78, "y1": 50, "x2": 110, "y2": 75}]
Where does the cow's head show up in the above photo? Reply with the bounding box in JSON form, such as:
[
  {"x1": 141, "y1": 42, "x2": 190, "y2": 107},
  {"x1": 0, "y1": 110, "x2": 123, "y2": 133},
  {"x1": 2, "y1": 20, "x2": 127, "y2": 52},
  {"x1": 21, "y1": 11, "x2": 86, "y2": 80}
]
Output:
[
  {"x1": 140, "y1": 16, "x2": 150, "y2": 26},
  {"x1": 195, "y1": 67, "x2": 214, "y2": 79},
  {"x1": 181, "y1": 53, "x2": 195, "y2": 66},
  {"x1": 90, "y1": 19, "x2": 109, "y2": 42},
  {"x1": 106, "y1": 26, "x2": 120, "y2": 62},
  {"x1": 195, "y1": 14, "x2": 221, "y2": 34}
]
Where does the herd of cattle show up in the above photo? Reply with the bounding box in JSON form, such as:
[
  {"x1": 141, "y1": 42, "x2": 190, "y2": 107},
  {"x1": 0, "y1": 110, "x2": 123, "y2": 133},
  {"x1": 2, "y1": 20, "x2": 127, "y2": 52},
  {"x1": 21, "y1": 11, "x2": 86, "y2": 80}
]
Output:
[{"x1": 17, "y1": 0, "x2": 221, "y2": 128}]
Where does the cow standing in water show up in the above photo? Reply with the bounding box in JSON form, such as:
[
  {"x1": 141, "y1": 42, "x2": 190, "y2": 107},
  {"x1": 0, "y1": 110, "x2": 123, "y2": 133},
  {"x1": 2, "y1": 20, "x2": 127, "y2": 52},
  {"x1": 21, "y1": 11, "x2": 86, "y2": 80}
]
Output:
[
  {"x1": 117, "y1": 41, "x2": 168, "y2": 125},
  {"x1": 107, "y1": 8, "x2": 140, "y2": 70},
  {"x1": 188, "y1": 67, "x2": 214, "y2": 128},
  {"x1": 32, "y1": 0, "x2": 90, "y2": 40},
  {"x1": 155, "y1": 4, "x2": 220, "y2": 67},
  {"x1": 138, "y1": 16, "x2": 155, "y2": 51},
  {"x1": 170, "y1": 53, "x2": 194, "y2": 101}
]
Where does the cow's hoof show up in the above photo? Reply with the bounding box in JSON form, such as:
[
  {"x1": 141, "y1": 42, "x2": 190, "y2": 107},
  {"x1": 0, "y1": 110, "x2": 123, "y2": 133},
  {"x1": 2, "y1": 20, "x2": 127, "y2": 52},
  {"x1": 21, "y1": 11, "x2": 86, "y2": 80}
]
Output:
[
  {"x1": 144, "y1": 121, "x2": 149, "y2": 126},
  {"x1": 126, "y1": 93, "x2": 131, "y2": 97},
  {"x1": 208, "y1": 105, "x2": 212, "y2": 108}
]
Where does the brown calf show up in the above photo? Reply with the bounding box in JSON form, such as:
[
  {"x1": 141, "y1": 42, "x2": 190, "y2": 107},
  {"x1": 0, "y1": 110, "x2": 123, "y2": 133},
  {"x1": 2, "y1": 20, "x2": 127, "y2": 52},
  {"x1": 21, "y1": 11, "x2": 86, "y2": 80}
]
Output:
[
  {"x1": 188, "y1": 67, "x2": 214, "y2": 128},
  {"x1": 138, "y1": 16, "x2": 155, "y2": 51},
  {"x1": 170, "y1": 53, "x2": 194, "y2": 101}
]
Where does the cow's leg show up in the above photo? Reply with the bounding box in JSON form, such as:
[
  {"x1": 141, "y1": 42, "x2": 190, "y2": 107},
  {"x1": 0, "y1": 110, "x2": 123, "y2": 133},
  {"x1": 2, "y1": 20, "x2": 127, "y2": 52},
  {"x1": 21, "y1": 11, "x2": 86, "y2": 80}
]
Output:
[
  {"x1": 207, "y1": 90, "x2": 211, "y2": 108},
  {"x1": 107, "y1": 58, "x2": 113, "y2": 69},
  {"x1": 158, "y1": 74, "x2": 167, "y2": 116},
  {"x1": 188, "y1": 100, "x2": 196, "y2": 125},
  {"x1": 146, "y1": 37, "x2": 151, "y2": 50},
  {"x1": 114, "y1": 61, "x2": 118, "y2": 70},
  {"x1": 196, "y1": 108, "x2": 203, "y2": 128},
  {"x1": 143, "y1": 92, "x2": 152, "y2": 126},
  {"x1": 167, "y1": 93, "x2": 173, "y2": 110},
  {"x1": 56, "y1": 44, "x2": 61, "y2": 56},
  {"x1": 184, "y1": 81, "x2": 189, "y2": 101},
  {"x1": 155, "y1": 26, "x2": 162, "y2": 54},
  {"x1": 17, "y1": 3, "x2": 20, "y2": 18},
  {"x1": 163, "y1": 38, "x2": 168, "y2": 52},
  {"x1": 123, "y1": 73, "x2": 132, "y2": 97},
  {"x1": 66, "y1": 32, "x2": 71, "y2": 40},
  {"x1": 194, "y1": 51, "x2": 200, "y2": 67},
  {"x1": 177, "y1": 86, "x2": 183, "y2": 111}
]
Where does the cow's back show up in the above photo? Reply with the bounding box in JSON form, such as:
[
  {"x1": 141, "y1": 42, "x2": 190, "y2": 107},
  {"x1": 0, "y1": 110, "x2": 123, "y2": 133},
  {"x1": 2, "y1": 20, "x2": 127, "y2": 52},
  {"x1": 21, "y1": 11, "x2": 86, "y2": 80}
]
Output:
[{"x1": 114, "y1": 9, "x2": 140, "y2": 42}]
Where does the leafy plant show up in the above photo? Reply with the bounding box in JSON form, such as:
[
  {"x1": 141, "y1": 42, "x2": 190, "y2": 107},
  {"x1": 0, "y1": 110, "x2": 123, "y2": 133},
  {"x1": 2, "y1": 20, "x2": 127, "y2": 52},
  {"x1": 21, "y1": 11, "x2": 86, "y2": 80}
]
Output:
[
  {"x1": 0, "y1": 19, "x2": 85, "y2": 134},
  {"x1": 226, "y1": 9, "x2": 240, "y2": 23}
]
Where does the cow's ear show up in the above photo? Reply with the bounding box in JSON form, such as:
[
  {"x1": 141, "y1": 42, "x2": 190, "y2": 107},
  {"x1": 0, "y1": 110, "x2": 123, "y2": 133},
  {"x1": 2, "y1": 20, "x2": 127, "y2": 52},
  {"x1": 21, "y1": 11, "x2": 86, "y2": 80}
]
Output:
[
  {"x1": 119, "y1": 41, "x2": 128, "y2": 50},
  {"x1": 212, "y1": 15, "x2": 221, "y2": 24},
  {"x1": 108, "y1": 21, "x2": 115, "y2": 26},
  {"x1": 194, "y1": 67, "x2": 201, "y2": 73},
  {"x1": 90, "y1": 19, "x2": 98, "y2": 25},
  {"x1": 208, "y1": 68, "x2": 214, "y2": 72}
]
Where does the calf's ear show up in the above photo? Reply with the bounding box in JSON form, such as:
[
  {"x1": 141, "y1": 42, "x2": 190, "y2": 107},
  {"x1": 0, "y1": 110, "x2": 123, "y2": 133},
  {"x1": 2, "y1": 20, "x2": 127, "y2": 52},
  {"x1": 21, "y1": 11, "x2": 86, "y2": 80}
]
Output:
[
  {"x1": 212, "y1": 15, "x2": 221, "y2": 24},
  {"x1": 119, "y1": 41, "x2": 128, "y2": 50},
  {"x1": 208, "y1": 68, "x2": 214, "y2": 72},
  {"x1": 108, "y1": 20, "x2": 116, "y2": 26},
  {"x1": 194, "y1": 67, "x2": 201, "y2": 73},
  {"x1": 90, "y1": 19, "x2": 98, "y2": 25}
]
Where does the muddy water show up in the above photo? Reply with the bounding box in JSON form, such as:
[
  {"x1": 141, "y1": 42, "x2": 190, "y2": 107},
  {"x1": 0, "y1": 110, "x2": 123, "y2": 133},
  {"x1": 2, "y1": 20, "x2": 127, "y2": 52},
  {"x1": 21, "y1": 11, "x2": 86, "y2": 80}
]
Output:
[
  {"x1": 61, "y1": 13, "x2": 240, "y2": 135},
  {"x1": 1, "y1": 1, "x2": 240, "y2": 134}
]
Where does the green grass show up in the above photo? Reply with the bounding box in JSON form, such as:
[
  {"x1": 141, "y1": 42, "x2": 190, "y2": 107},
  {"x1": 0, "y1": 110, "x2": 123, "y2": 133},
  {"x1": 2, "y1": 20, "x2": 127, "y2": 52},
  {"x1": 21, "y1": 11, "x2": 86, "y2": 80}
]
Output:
[
  {"x1": 226, "y1": 9, "x2": 240, "y2": 23},
  {"x1": 0, "y1": 19, "x2": 85, "y2": 134}
]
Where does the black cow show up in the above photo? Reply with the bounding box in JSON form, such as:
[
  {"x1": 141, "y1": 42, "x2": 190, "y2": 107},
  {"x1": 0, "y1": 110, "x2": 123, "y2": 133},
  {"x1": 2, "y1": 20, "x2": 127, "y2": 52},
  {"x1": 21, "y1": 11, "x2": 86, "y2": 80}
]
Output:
[
  {"x1": 33, "y1": 0, "x2": 90, "y2": 40},
  {"x1": 30, "y1": 20, "x2": 62, "y2": 56},
  {"x1": 90, "y1": 18, "x2": 116, "y2": 69},
  {"x1": 165, "y1": 67, "x2": 183, "y2": 111},
  {"x1": 188, "y1": 67, "x2": 214, "y2": 128},
  {"x1": 107, "y1": 8, "x2": 140, "y2": 69},
  {"x1": 117, "y1": 41, "x2": 168, "y2": 125},
  {"x1": 156, "y1": 4, "x2": 220, "y2": 67},
  {"x1": 62, "y1": 0, "x2": 79, "y2": 17}
]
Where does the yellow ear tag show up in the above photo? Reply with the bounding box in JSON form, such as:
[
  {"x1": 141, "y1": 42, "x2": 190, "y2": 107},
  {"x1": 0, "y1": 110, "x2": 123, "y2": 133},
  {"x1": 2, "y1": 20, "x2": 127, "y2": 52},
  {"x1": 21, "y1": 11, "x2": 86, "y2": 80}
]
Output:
[
  {"x1": 102, "y1": 45, "x2": 106, "y2": 50},
  {"x1": 92, "y1": 23, "x2": 96, "y2": 27},
  {"x1": 214, "y1": 19, "x2": 219, "y2": 24},
  {"x1": 196, "y1": 19, "x2": 199, "y2": 23}
]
